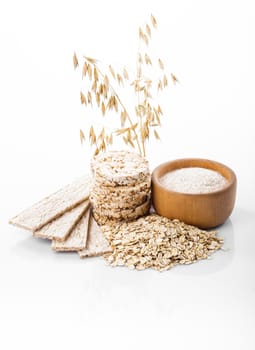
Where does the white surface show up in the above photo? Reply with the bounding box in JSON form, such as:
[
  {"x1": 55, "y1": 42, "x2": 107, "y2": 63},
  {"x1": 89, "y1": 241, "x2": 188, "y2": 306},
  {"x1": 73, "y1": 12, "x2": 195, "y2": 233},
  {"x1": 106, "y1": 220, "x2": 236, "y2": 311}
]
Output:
[{"x1": 1, "y1": 1, "x2": 255, "y2": 349}]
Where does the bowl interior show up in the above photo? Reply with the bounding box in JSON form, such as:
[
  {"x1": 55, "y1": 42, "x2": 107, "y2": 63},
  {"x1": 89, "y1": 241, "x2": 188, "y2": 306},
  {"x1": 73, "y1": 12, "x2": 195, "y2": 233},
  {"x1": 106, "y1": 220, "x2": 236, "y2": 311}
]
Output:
[{"x1": 154, "y1": 158, "x2": 236, "y2": 195}]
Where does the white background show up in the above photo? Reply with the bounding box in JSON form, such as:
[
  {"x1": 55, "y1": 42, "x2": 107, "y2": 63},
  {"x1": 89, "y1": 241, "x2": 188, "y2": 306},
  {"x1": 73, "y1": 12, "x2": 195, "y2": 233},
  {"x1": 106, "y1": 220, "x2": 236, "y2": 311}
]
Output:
[{"x1": 0, "y1": 1, "x2": 255, "y2": 349}]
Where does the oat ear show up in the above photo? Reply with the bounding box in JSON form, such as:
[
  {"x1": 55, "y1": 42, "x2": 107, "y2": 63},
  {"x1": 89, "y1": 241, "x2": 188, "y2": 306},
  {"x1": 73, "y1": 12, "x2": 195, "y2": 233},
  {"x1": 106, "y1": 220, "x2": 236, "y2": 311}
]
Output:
[{"x1": 75, "y1": 14, "x2": 175, "y2": 157}]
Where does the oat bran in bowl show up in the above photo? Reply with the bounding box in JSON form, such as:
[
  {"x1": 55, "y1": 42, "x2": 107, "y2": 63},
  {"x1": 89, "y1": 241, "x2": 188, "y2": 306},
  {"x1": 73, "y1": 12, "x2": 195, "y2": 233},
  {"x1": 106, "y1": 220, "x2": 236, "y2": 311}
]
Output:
[{"x1": 152, "y1": 158, "x2": 237, "y2": 229}]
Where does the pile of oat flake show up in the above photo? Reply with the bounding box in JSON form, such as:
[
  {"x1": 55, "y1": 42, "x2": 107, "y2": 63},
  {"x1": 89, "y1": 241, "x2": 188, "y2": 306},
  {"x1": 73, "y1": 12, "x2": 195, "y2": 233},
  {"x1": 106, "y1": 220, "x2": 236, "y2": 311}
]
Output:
[{"x1": 102, "y1": 213, "x2": 223, "y2": 271}]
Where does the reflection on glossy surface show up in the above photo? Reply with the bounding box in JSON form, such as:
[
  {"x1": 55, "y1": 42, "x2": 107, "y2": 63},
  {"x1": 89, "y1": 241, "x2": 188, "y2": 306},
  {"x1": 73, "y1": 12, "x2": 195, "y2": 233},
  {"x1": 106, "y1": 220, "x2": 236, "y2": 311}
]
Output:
[
  {"x1": 12, "y1": 218, "x2": 234, "y2": 272},
  {"x1": 4, "y1": 208, "x2": 255, "y2": 350}
]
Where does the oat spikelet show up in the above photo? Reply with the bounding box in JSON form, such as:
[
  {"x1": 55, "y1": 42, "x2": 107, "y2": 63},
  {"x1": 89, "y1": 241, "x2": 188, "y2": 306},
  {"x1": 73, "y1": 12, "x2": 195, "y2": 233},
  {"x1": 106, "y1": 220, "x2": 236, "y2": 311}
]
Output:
[
  {"x1": 108, "y1": 133, "x2": 113, "y2": 145},
  {"x1": 102, "y1": 84, "x2": 108, "y2": 99},
  {"x1": 146, "y1": 24, "x2": 151, "y2": 37},
  {"x1": 89, "y1": 126, "x2": 96, "y2": 145},
  {"x1": 151, "y1": 14, "x2": 157, "y2": 28},
  {"x1": 94, "y1": 67, "x2": 98, "y2": 82},
  {"x1": 82, "y1": 62, "x2": 88, "y2": 78},
  {"x1": 144, "y1": 53, "x2": 152, "y2": 65},
  {"x1": 106, "y1": 96, "x2": 114, "y2": 111},
  {"x1": 117, "y1": 73, "x2": 123, "y2": 86},
  {"x1": 115, "y1": 123, "x2": 137, "y2": 136},
  {"x1": 138, "y1": 53, "x2": 143, "y2": 64},
  {"x1": 115, "y1": 127, "x2": 129, "y2": 136},
  {"x1": 87, "y1": 91, "x2": 92, "y2": 104},
  {"x1": 157, "y1": 80, "x2": 163, "y2": 91},
  {"x1": 154, "y1": 109, "x2": 161, "y2": 124},
  {"x1": 106, "y1": 133, "x2": 113, "y2": 145},
  {"x1": 171, "y1": 73, "x2": 179, "y2": 84},
  {"x1": 99, "y1": 128, "x2": 105, "y2": 140},
  {"x1": 113, "y1": 96, "x2": 118, "y2": 112},
  {"x1": 80, "y1": 129, "x2": 85, "y2": 143},
  {"x1": 163, "y1": 74, "x2": 168, "y2": 87},
  {"x1": 85, "y1": 56, "x2": 97, "y2": 64},
  {"x1": 139, "y1": 27, "x2": 143, "y2": 39},
  {"x1": 92, "y1": 80, "x2": 97, "y2": 92},
  {"x1": 120, "y1": 111, "x2": 127, "y2": 127},
  {"x1": 100, "y1": 139, "x2": 106, "y2": 151},
  {"x1": 137, "y1": 65, "x2": 142, "y2": 78},
  {"x1": 158, "y1": 58, "x2": 164, "y2": 70},
  {"x1": 73, "y1": 52, "x2": 79, "y2": 69},
  {"x1": 96, "y1": 92, "x2": 100, "y2": 107},
  {"x1": 87, "y1": 64, "x2": 92, "y2": 80},
  {"x1": 80, "y1": 91, "x2": 87, "y2": 105},
  {"x1": 101, "y1": 101, "x2": 106, "y2": 116},
  {"x1": 154, "y1": 129, "x2": 160, "y2": 140},
  {"x1": 127, "y1": 137, "x2": 135, "y2": 148},
  {"x1": 143, "y1": 33, "x2": 149, "y2": 45},
  {"x1": 158, "y1": 105, "x2": 163, "y2": 115},
  {"x1": 109, "y1": 65, "x2": 116, "y2": 79},
  {"x1": 123, "y1": 68, "x2": 129, "y2": 80},
  {"x1": 139, "y1": 27, "x2": 149, "y2": 45},
  {"x1": 104, "y1": 75, "x2": 110, "y2": 89},
  {"x1": 122, "y1": 136, "x2": 128, "y2": 145}
]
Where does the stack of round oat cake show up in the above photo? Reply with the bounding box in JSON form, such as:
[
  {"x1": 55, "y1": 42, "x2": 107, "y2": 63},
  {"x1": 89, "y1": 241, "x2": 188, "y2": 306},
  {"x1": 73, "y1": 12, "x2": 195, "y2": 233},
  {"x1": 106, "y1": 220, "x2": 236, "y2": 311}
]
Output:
[{"x1": 90, "y1": 151, "x2": 151, "y2": 224}]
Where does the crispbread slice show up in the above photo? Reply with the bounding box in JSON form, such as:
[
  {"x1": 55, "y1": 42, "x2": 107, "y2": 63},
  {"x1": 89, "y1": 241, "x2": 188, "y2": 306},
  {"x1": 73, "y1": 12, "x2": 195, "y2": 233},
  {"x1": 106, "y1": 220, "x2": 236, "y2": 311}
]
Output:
[
  {"x1": 9, "y1": 175, "x2": 90, "y2": 231},
  {"x1": 79, "y1": 215, "x2": 112, "y2": 258},
  {"x1": 33, "y1": 200, "x2": 90, "y2": 241},
  {"x1": 52, "y1": 206, "x2": 90, "y2": 251}
]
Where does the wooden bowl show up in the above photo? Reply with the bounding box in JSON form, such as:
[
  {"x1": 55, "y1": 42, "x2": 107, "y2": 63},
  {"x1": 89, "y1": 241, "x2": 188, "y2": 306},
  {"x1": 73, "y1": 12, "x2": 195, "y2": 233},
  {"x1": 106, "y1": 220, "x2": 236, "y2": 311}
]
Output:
[{"x1": 152, "y1": 158, "x2": 237, "y2": 229}]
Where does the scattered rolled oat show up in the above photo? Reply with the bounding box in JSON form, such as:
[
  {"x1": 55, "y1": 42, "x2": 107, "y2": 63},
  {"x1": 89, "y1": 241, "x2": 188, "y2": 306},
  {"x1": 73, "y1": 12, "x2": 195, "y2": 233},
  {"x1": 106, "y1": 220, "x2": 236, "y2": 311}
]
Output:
[{"x1": 101, "y1": 214, "x2": 223, "y2": 271}]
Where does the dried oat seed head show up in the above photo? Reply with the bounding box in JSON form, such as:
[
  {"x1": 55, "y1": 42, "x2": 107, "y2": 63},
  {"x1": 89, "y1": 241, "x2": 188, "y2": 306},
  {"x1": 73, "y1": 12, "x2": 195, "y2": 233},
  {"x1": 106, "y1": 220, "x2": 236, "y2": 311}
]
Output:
[{"x1": 73, "y1": 52, "x2": 79, "y2": 69}]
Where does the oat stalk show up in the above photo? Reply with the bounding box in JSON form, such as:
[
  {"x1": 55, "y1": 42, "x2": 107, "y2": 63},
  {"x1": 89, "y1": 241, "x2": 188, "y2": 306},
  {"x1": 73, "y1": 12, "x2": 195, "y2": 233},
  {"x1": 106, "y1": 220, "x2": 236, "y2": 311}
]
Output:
[
  {"x1": 74, "y1": 15, "x2": 177, "y2": 157},
  {"x1": 83, "y1": 57, "x2": 142, "y2": 156}
]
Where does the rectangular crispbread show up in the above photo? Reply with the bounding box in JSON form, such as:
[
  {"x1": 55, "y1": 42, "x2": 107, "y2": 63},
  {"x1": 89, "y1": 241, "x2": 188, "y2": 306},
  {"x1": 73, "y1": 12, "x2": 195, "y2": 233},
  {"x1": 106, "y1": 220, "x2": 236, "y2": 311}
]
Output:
[
  {"x1": 33, "y1": 200, "x2": 90, "y2": 241},
  {"x1": 9, "y1": 175, "x2": 90, "y2": 231},
  {"x1": 52, "y1": 206, "x2": 90, "y2": 251},
  {"x1": 79, "y1": 215, "x2": 112, "y2": 258}
]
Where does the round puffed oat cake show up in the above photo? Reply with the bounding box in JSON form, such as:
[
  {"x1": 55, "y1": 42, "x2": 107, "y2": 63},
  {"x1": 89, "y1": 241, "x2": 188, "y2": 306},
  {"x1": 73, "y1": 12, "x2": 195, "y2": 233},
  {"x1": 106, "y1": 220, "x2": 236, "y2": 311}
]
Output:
[
  {"x1": 92, "y1": 198, "x2": 151, "y2": 225},
  {"x1": 91, "y1": 151, "x2": 150, "y2": 187},
  {"x1": 90, "y1": 192, "x2": 149, "y2": 210},
  {"x1": 90, "y1": 150, "x2": 151, "y2": 224},
  {"x1": 90, "y1": 177, "x2": 151, "y2": 196}
]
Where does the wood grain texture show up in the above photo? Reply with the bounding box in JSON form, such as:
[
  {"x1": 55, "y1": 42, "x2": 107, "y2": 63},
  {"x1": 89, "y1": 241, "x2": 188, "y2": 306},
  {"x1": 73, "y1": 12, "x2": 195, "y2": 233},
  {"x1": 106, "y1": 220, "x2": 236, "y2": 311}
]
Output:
[{"x1": 152, "y1": 158, "x2": 237, "y2": 229}]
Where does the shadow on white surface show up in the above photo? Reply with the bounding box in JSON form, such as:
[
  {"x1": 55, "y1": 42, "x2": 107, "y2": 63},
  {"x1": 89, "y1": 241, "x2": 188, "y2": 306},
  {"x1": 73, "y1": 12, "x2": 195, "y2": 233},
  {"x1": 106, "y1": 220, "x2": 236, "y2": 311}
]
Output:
[
  {"x1": 11, "y1": 216, "x2": 235, "y2": 270},
  {"x1": 7, "y1": 207, "x2": 255, "y2": 333},
  {"x1": 11, "y1": 235, "x2": 81, "y2": 262}
]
